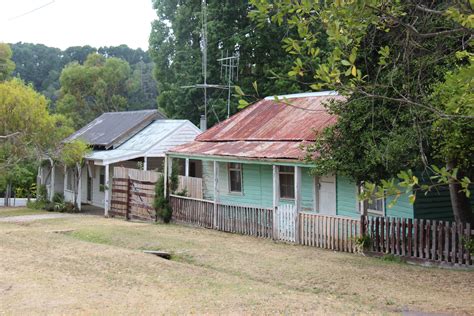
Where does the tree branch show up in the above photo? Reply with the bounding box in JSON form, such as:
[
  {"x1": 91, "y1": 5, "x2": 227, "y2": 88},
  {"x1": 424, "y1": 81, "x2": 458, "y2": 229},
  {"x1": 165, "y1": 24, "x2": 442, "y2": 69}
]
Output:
[{"x1": 0, "y1": 132, "x2": 20, "y2": 140}]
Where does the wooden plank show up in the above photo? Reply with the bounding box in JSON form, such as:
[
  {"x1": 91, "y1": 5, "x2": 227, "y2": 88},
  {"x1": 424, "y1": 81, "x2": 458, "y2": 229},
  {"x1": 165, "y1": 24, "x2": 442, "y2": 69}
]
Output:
[
  {"x1": 432, "y1": 220, "x2": 437, "y2": 261},
  {"x1": 451, "y1": 221, "x2": 457, "y2": 264},
  {"x1": 466, "y1": 223, "x2": 471, "y2": 266},
  {"x1": 401, "y1": 219, "x2": 406, "y2": 256},
  {"x1": 414, "y1": 219, "x2": 418, "y2": 258},
  {"x1": 425, "y1": 220, "x2": 431, "y2": 260},
  {"x1": 458, "y1": 222, "x2": 464, "y2": 265}
]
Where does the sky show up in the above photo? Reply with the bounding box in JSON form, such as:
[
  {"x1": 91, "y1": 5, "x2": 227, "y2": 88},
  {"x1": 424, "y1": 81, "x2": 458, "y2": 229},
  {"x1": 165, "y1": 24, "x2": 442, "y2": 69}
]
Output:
[{"x1": 0, "y1": 0, "x2": 157, "y2": 50}]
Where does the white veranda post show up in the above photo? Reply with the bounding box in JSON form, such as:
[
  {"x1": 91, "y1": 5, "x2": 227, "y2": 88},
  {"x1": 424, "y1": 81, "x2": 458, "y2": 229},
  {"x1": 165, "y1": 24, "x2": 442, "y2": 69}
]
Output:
[
  {"x1": 185, "y1": 158, "x2": 190, "y2": 177},
  {"x1": 294, "y1": 166, "x2": 302, "y2": 243},
  {"x1": 272, "y1": 165, "x2": 280, "y2": 239},
  {"x1": 213, "y1": 161, "x2": 219, "y2": 229},
  {"x1": 104, "y1": 164, "x2": 110, "y2": 217}
]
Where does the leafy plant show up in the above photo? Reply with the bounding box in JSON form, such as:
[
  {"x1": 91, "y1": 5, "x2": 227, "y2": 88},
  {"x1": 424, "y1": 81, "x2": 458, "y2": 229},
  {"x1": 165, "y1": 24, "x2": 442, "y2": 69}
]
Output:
[
  {"x1": 354, "y1": 234, "x2": 371, "y2": 254},
  {"x1": 37, "y1": 185, "x2": 48, "y2": 203},
  {"x1": 463, "y1": 237, "x2": 474, "y2": 256},
  {"x1": 154, "y1": 174, "x2": 172, "y2": 223}
]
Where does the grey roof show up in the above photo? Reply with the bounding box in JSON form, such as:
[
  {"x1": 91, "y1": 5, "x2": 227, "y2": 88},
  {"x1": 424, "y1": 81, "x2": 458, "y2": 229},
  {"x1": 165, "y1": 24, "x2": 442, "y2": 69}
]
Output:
[
  {"x1": 64, "y1": 110, "x2": 166, "y2": 149},
  {"x1": 86, "y1": 120, "x2": 201, "y2": 164}
]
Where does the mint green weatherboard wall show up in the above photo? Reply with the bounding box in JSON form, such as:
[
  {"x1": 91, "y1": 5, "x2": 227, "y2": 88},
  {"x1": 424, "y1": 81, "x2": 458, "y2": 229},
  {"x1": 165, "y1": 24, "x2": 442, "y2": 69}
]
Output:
[
  {"x1": 414, "y1": 187, "x2": 474, "y2": 221},
  {"x1": 336, "y1": 175, "x2": 359, "y2": 218},
  {"x1": 386, "y1": 193, "x2": 414, "y2": 219},
  {"x1": 336, "y1": 175, "x2": 415, "y2": 219},
  {"x1": 201, "y1": 161, "x2": 316, "y2": 210}
]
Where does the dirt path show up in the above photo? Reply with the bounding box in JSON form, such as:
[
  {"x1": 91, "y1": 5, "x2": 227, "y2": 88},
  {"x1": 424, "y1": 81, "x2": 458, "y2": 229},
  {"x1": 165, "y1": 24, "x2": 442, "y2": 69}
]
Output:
[{"x1": 0, "y1": 213, "x2": 79, "y2": 222}]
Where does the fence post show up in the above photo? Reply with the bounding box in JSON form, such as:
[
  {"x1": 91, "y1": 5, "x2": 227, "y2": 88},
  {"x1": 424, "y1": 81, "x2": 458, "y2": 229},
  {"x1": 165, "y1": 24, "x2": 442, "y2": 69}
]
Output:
[
  {"x1": 359, "y1": 215, "x2": 365, "y2": 237},
  {"x1": 125, "y1": 178, "x2": 131, "y2": 220}
]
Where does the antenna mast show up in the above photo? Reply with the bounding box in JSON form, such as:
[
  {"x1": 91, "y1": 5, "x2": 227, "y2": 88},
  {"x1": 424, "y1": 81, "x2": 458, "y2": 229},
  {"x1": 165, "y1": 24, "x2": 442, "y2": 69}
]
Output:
[{"x1": 201, "y1": 0, "x2": 208, "y2": 126}]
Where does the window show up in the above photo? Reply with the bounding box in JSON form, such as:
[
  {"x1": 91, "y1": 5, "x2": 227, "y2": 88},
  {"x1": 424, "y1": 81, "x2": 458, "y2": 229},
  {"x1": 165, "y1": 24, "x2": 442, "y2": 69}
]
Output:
[
  {"x1": 228, "y1": 163, "x2": 242, "y2": 193},
  {"x1": 359, "y1": 185, "x2": 385, "y2": 216},
  {"x1": 66, "y1": 168, "x2": 74, "y2": 191},
  {"x1": 279, "y1": 166, "x2": 295, "y2": 199},
  {"x1": 99, "y1": 167, "x2": 105, "y2": 192},
  {"x1": 367, "y1": 196, "x2": 385, "y2": 216}
]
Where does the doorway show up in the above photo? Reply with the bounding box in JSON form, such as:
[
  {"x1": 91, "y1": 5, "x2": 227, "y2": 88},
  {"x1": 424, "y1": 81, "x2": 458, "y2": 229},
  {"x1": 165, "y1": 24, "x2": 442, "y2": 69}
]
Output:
[{"x1": 318, "y1": 175, "x2": 336, "y2": 215}]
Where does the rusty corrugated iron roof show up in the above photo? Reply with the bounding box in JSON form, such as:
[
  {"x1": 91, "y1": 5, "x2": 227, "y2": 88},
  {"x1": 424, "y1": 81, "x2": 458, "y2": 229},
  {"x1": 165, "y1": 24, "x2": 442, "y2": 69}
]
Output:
[
  {"x1": 196, "y1": 94, "x2": 344, "y2": 142},
  {"x1": 169, "y1": 92, "x2": 345, "y2": 160},
  {"x1": 170, "y1": 140, "x2": 311, "y2": 160}
]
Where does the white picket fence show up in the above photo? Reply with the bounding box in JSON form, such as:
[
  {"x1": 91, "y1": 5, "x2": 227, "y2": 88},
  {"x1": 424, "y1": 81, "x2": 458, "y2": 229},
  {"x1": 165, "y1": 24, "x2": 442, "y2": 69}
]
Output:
[{"x1": 277, "y1": 203, "x2": 297, "y2": 242}]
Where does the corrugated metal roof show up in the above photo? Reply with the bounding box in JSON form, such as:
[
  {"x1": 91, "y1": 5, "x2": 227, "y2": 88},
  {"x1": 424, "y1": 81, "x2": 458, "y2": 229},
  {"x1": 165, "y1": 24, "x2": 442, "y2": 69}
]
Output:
[
  {"x1": 87, "y1": 120, "x2": 201, "y2": 164},
  {"x1": 169, "y1": 141, "x2": 310, "y2": 160},
  {"x1": 169, "y1": 93, "x2": 345, "y2": 161},
  {"x1": 196, "y1": 94, "x2": 344, "y2": 142},
  {"x1": 65, "y1": 110, "x2": 166, "y2": 148}
]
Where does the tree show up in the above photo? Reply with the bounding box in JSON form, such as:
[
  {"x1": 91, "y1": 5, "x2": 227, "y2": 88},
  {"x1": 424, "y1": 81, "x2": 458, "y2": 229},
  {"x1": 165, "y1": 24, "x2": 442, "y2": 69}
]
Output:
[
  {"x1": 251, "y1": 1, "x2": 473, "y2": 223},
  {"x1": 0, "y1": 43, "x2": 15, "y2": 81},
  {"x1": 149, "y1": 0, "x2": 307, "y2": 126},
  {"x1": 56, "y1": 53, "x2": 132, "y2": 129},
  {"x1": 60, "y1": 139, "x2": 91, "y2": 209},
  {"x1": 0, "y1": 78, "x2": 72, "y2": 204}
]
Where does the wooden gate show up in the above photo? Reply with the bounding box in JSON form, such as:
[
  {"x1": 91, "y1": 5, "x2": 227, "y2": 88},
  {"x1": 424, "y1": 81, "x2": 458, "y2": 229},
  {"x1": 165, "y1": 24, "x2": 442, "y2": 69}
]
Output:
[
  {"x1": 277, "y1": 204, "x2": 297, "y2": 242},
  {"x1": 111, "y1": 177, "x2": 156, "y2": 221}
]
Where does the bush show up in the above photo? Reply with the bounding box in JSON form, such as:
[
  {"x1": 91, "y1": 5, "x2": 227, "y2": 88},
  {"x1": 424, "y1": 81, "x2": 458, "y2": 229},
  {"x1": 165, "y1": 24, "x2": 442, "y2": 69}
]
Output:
[
  {"x1": 37, "y1": 185, "x2": 48, "y2": 202},
  {"x1": 27, "y1": 200, "x2": 46, "y2": 210},
  {"x1": 52, "y1": 192, "x2": 64, "y2": 204},
  {"x1": 154, "y1": 174, "x2": 173, "y2": 223},
  {"x1": 45, "y1": 202, "x2": 55, "y2": 212},
  {"x1": 354, "y1": 234, "x2": 371, "y2": 253}
]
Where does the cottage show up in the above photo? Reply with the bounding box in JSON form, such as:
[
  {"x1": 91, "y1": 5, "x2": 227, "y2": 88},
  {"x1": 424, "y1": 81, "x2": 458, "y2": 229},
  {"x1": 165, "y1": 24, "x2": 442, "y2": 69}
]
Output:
[
  {"x1": 39, "y1": 110, "x2": 201, "y2": 215},
  {"x1": 166, "y1": 91, "x2": 457, "y2": 223}
]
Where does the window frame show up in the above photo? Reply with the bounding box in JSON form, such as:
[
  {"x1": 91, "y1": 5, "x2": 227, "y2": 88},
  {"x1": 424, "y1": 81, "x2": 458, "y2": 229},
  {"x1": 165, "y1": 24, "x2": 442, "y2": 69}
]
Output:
[
  {"x1": 228, "y1": 163, "x2": 243, "y2": 194},
  {"x1": 359, "y1": 185, "x2": 385, "y2": 216},
  {"x1": 279, "y1": 166, "x2": 295, "y2": 200}
]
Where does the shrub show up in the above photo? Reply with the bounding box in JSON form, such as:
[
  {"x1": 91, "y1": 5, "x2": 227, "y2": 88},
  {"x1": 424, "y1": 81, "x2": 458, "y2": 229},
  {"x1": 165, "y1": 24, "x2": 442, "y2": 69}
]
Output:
[
  {"x1": 45, "y1": 202, "x2": 55, "y2": 212},
  {"x1": 354, "y1": 234, "x2": 371, "y2": 253},
  {"x1": 27, "y1": 200, "x2": 46, "y2": 210},
  {"x1": 52, "y1": 192, "x2": 64, "y2": 204},
  {"x1": 37, "y1": 185, "x2": 48, "y2": 202},
  {"x1": 154, "y1": 174, "x2": 172, "y2": 223}
]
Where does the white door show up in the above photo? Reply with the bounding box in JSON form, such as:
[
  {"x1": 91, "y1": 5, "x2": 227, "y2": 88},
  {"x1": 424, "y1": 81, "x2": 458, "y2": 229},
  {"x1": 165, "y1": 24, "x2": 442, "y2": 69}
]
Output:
[{"x1": 318, "y1": 175, "x2": 336, "y2": 215}]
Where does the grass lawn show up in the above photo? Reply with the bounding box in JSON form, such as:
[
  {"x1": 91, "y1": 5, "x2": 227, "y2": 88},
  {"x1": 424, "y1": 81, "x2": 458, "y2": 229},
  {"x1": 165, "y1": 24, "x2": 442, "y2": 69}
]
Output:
[
  {"x1": 0, "y1": 207, "x2": 49, "y2": 218},
  {"x1": 0, "y1": 215, "x2": 473, "y2": 315}
]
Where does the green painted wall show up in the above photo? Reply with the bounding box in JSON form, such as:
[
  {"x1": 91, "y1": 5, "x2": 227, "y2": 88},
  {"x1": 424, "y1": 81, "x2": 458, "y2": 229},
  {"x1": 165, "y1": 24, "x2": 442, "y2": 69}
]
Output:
[
  {"x1": 202, "y1": 162, "x2": 316, "y2": 210},
  {"x1": 414, "y1": 187, "x2": 474, "y2": 221},
  {"x1": 336, "y1": 176, "x2": 359, "y2": 218},
  {"x1": 386, "y1": 193, "x2": 414, "y2": 219}
]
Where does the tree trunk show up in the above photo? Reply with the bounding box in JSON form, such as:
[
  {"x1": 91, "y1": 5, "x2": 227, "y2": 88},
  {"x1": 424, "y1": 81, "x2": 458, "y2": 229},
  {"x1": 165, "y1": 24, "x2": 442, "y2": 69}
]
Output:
[{"x1": 447, "y1": 160, "x2": 473, "y2": 225}]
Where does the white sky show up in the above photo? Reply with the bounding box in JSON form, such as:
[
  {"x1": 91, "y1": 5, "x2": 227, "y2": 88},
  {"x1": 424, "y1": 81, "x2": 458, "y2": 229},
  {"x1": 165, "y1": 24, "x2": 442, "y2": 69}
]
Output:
[{"x1": 0, "y1": 0, "x2": 157, "y2": 50}]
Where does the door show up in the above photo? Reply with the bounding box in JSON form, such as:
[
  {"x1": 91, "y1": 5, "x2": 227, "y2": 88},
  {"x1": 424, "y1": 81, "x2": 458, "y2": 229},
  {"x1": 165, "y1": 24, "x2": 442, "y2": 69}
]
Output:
[{"x1": 318, "y1": 175, "x2": 336, "y2": 215}]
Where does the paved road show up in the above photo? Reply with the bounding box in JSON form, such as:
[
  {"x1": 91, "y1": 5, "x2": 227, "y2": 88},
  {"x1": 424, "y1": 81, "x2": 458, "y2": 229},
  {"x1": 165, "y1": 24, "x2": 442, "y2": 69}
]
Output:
[{"x1": 0, "y1": 213, "x2": 80, "y2": 223}]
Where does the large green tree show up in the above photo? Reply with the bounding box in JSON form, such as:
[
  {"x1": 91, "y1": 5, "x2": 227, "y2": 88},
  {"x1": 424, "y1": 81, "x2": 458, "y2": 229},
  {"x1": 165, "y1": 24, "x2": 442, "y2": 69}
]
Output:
[
  {"x1": 251, "y1": 0, "x2": 473, "y2": 223},
  {"x1": 10, "y1": 43, "x2": 158, "y2": 111},
  {"x1": 149, "y1": 0, "x2": 308, "y2": 126},
  {"x1": 56, "y1": 53, "x2": 133, "y2": 128},
  {"x1": 0, "y1": 43, "x2": 15, "y2": 81}
]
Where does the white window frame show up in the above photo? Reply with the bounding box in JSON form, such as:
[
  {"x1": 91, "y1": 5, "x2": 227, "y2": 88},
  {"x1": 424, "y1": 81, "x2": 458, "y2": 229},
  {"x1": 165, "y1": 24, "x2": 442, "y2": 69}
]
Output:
[
  {"x1": 228, "y1": 163, "x2": 243, "y2": 194},
  {"x1": 279, "y1": 166, "x2": 295, "y2": 200},
  {"x1": 359, "y1": 185, "x2": 385, "y2": 216}
]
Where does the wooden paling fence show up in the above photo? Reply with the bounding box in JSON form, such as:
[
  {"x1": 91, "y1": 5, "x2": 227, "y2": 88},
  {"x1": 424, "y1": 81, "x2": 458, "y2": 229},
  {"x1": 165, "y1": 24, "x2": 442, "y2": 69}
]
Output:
[
  {"x1": 111, "y1": 177, "x2": 156, "y2": 221},
  {"x1": 299, "y1": 212, "x2": 361, "y2": 253},
  {"x1": 362, "y1": 216, "x2": 472, "y2": 266},
  {"x1": 170, "y1": 195, "x2": 214, "y2": 228},
  {"x1": 169, "y1": 195, "x2": 473, "y2": 267},
  {"x1": 177, "y1": 176, "x2": 203, "y2": 199},
  {"x1": 114, "y1": 166, "x2": 162, "y2": 182},
  {"x1": 216, "y1": 203, "x2": 273, "y2": 238}
]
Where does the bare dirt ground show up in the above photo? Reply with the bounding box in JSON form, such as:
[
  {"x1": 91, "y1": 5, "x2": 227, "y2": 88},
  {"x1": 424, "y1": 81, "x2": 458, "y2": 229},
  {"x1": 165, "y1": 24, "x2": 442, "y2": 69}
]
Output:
[{"x1": 0, "y1": 215, "x2": 473, "y2": 315}]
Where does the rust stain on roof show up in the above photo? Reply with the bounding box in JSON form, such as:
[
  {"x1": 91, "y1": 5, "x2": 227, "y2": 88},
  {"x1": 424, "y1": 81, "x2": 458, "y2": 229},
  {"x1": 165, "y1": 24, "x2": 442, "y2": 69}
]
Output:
[
  {"x1": 171, "y1": 141, "x2": 311, "y2": 160},
  {"x1": 170, "y1": 94, "x2": 345, "y2": 160},
  {"x1": 196, "y1": 95, "x2": 344, "y2": 142}
]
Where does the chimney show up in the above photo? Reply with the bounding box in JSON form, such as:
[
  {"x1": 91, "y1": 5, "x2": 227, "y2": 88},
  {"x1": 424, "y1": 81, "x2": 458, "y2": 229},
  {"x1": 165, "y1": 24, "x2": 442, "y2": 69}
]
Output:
[{"x1": 200, "y1": 115, "x2": 207, "y2": 131}]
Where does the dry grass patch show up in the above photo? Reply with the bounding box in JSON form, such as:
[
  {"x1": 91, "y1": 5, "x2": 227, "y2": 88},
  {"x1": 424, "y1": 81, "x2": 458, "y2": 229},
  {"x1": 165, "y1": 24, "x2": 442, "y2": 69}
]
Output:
[{"x1": 1, "y1": 216, "x2": 473, "y2": 315}]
